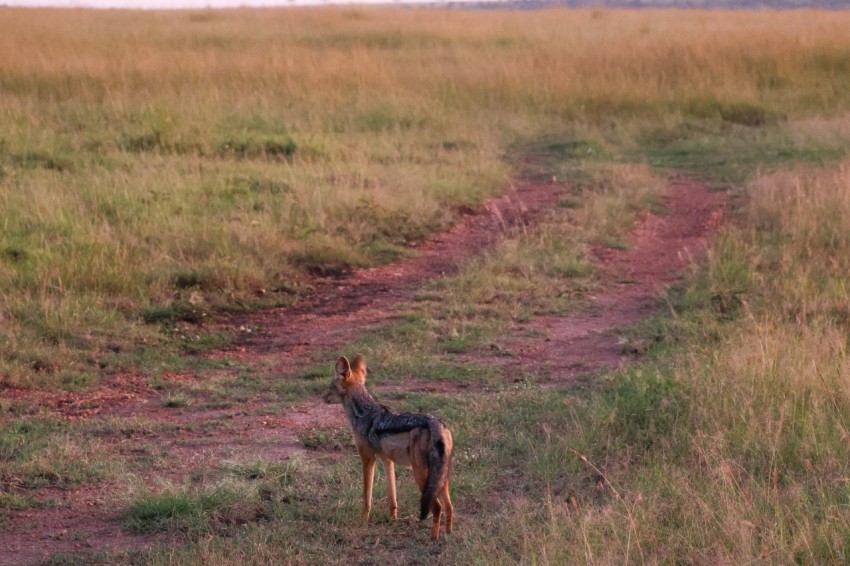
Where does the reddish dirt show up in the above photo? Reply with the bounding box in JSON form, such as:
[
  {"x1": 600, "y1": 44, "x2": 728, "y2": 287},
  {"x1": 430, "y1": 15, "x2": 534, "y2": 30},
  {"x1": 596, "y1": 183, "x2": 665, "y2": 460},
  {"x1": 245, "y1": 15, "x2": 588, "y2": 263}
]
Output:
[
  {"x1": 0, "y1": 176, "x2": 727, "y2": 565},
  {"x1": 216, "y1": 179, "x2": 568, "y2": 374},
  {"x1": 477, "y1": 177, "x2": 727, "y2": 382},
  {"x1": 2, "y1": 486, "x2": 166, "y2": 565}
]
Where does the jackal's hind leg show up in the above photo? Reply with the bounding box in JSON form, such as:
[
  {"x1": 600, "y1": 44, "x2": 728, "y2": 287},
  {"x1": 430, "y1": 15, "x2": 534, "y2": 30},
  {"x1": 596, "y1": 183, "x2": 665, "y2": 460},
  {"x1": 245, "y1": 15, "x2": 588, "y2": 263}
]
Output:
[
  {"x1": 441, "y1": 483, "x2": 453, "y2": 534},
  {"x1": 430, "y1": 498, "x2": 442, "y2": 542}
]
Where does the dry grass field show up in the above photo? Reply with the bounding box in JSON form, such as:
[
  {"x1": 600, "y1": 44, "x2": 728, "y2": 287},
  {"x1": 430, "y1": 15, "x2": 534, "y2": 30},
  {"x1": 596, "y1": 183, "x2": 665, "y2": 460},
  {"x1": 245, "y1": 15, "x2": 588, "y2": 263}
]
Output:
[
  {"x1": 3, "y1": 7, "x2": 850, "y2": 387},
  {"x1": 2, "y1": 6, "x2": 850, "y2": 564}
]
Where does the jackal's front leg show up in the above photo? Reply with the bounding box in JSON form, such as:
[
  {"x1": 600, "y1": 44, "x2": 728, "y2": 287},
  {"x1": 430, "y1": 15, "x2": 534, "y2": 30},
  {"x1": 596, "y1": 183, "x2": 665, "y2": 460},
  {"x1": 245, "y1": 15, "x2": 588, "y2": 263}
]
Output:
[
  {"x1": 360, "y1": 456, "x2": 376, "y2": 523},
  {"x1": 381, "y1": 457, "x2": 398, "y2": 520}
]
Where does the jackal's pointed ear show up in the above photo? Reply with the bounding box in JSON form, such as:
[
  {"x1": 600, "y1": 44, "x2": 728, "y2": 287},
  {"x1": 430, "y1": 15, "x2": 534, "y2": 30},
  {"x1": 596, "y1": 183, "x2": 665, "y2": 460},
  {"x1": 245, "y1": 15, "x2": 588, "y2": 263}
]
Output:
[
  {"x1": 350, "y1": 354, "x2": 367, "y2": 378},
  {"x1": 335, "y1": 356, "x2": 351, "y2": 378}
]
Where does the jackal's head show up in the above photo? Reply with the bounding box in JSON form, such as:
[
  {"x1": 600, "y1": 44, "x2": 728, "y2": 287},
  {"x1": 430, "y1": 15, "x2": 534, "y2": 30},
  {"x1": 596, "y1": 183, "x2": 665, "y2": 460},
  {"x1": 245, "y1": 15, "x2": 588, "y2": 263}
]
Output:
[{"x1": 323, "y1": 354, "x2": 367, "y2": 404}]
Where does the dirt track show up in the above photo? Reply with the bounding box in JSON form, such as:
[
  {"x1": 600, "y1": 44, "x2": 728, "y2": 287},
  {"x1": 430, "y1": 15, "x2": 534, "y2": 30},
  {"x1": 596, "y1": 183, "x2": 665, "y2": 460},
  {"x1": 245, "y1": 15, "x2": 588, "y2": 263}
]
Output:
[{"x1": 0, "y1": 177, "x2": 726, "y2": 565}]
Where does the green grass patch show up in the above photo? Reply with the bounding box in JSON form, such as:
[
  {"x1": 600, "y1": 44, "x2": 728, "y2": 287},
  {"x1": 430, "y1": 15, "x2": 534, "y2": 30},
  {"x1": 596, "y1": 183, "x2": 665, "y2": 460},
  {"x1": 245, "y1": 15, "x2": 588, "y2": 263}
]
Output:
[
  {"x1": 124, "y1": 489, "x2": 233, "y2": 535},
  {"x1": 221, "y1": 460, "x2": 271, "y2": 481},
  {"x1": 0, "y1": 419, "x2": 116, "y2": 491},
  {"x1": 637, "y1": 120, "x2": 847, "y2": 185},
  {"x1": 123, "y1": 456, "x2": 348, "y2": 540}
]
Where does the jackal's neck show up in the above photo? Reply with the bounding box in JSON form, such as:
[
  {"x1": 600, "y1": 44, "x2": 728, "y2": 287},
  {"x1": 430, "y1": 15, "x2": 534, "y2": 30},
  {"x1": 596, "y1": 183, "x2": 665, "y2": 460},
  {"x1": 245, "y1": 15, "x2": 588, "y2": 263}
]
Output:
[{"x1": 342, "y1": 383, "x2": 384, "y2": 425}]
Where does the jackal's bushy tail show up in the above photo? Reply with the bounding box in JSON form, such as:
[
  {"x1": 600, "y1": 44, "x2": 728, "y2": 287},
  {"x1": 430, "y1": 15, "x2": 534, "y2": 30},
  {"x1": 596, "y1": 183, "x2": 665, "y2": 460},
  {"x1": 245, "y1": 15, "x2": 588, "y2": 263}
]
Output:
[{"x1": 419, "y1": 419, "x2": 451, "y2": 520}]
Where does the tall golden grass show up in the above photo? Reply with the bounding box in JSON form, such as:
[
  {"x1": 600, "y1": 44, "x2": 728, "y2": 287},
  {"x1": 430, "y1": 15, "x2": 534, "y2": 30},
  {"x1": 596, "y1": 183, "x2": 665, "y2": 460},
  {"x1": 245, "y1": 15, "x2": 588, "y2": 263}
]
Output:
[{"x1": 3, "y1": 8, "x2": 850, "y2": 109}]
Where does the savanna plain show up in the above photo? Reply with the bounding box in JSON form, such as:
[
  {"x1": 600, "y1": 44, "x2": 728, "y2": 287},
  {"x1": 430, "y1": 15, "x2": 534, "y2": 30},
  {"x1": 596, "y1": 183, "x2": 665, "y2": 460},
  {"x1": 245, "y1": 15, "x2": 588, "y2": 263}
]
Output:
[{"x1": 2, "y1": 6, "x2": 850, "y2": 564}]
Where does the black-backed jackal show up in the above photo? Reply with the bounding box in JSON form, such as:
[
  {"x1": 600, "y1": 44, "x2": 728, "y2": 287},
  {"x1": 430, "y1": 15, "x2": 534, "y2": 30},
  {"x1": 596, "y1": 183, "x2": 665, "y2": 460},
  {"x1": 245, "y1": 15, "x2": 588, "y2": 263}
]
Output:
[{"x1": 323, "y1": 354, "x2": 454, "y2": 541}]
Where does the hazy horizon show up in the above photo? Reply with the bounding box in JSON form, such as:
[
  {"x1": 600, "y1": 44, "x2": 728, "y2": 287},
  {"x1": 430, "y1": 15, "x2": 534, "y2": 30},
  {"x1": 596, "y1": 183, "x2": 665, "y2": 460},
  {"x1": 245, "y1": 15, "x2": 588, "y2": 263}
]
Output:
[
  {"x1": 2, "y1": 0, "x2": 846, "y2": 9},
  {"x1": 2, "y1": 0, "x2": 509, "y2": 8}
]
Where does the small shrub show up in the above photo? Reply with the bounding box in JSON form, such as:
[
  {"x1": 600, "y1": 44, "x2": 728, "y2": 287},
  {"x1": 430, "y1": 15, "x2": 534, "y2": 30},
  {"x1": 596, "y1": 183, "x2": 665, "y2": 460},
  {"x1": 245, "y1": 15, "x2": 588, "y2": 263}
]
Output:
[
  {"x1": 218, "y1": 136, "x2": 297, "y2": 160},
  {"x1": 719, "y1": 102, "x2": 781, "y2": 128},
  {"x1": 120, "y1": 131, "x2": 164, "y2": 153},
  {"x1": 141, "y1": 304, "x2": 204, "y2": 325},
  {"x1": 289, "y1": 242, "x2": 365, "y2": 277},
  {"x1": 161, "y1": 393, "x2": 189, "y2": 408}
]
